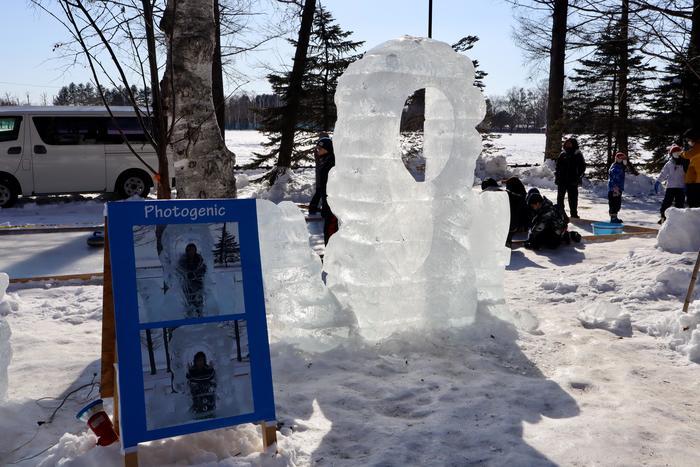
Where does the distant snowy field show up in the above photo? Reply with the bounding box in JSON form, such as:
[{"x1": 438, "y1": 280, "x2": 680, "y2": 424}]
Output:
[{"x1": 3, "y1": 129, "x2": 700, "y2": 466}]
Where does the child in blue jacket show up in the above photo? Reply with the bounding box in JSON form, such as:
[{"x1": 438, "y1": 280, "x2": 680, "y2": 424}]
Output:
[{"x1": 608, "y1": 152, "x2": 627, "y2": 223}]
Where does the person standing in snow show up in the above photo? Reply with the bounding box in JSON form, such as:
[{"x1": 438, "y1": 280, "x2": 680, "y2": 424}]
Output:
[
  {"x1": 178, "y1": 243, "x2": 207, "y2": 318},
  {"x1": 608, "y1": 152, "x2": 627, "y2": 224},
  {"x1": 555, "y1": 137, "x2": 587, "y2": 219},
  {"x1": 524, "y1": 189, "x2": 580, "y2": 250},
  {"x1": 186, "y1": 351, "x2": 217, "y2": 418},
  {"x1": 655, "y1": 145, "x2": 687, "y2": 223},
  {"x1": 308, "y1": 132, "x2": 329, "y2": 215},
  {"x1": 682, "y1": 128, "x2": 700, "y2": 208},
  {"x1": 314, "y1": 136, "x2": 338, "y2": 245}
]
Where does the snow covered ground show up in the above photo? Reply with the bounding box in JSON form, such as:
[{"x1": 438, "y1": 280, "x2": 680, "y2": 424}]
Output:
[{"x1": 2, "y1": 131, "x2": 700, "y2": 466}]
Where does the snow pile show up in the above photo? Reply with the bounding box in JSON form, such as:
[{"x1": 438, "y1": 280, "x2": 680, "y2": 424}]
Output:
[
  {"x1": 657, "y1": 208, "x2": 700, "y2": 253},
  {"x1": 651, "y1": 304, "x2": 700, "y2": 363},
  {"x1": 257, "y1": 200, "x2": 355, "y2": 350},
  {"x1": 244, "y1": 168, "x2": 316, "y2": 204},
  {"x1": 578, "y1": 301, "x2": 632, "y2": 337},
  {"x1": 0, "y1": 272, "x2": 13, "y2": 402},
  {"x1": 474, "y1": 153, "x2": 509, "y2": 182},
  {"x1": 512, "y1": 160, "x2": 557, "y2": 190},
  {"x1": 326, "y1": 36, "x2": 523, "y2": 340},
  {"x1": 624, "y1": 172, "x2": 656, "y2": 196}
]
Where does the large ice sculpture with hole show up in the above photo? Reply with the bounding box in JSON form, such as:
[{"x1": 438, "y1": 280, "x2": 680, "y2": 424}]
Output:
[{"x1": 322, "y1": 36, "x2": 520, "y2": 340}]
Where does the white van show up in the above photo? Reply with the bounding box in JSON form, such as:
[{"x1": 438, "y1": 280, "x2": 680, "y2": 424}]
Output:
[{"x1": 0, "y1": 106, "x2": 163, "y2": 208}]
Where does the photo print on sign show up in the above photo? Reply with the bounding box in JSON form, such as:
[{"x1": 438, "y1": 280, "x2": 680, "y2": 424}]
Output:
[
  {"x1": 133, "y1": 222, "x2": 245, "y2": 323},
  {"x1": 140, "y1": 320, "x2": 254, "y2": 430}
]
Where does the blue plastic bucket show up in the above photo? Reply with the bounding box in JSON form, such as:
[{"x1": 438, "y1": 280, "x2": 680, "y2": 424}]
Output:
[{"x1": 591, "y1": 222, "x2": 624, "y2": 235}]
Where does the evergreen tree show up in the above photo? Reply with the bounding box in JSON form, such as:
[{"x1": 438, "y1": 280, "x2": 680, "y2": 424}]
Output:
[
  {"x1": 248, "y1": 3, "x2": 363, "y2": 169},
  {"x1": 565, "y1": 18, "x2": 653, "y2": 178},
  {"x1": 212, "y1": 223, "x2": 241, "y2": 267}
]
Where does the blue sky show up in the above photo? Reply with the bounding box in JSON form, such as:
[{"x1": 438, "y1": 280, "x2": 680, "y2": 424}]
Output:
[{"x1": 1, "y1": 0, "x2": 540, "y2": 104}]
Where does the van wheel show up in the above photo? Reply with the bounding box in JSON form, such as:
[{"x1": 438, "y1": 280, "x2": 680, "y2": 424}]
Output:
[
  {"x1": 117, "y1": 171, "x2": 151, "y2": 199},
  {"x1": 0, "y1": 178, "x2": 18, "y2": 208}
]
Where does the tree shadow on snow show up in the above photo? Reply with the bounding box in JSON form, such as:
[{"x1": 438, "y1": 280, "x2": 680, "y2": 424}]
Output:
[{"x1": 271, "y1": 308, "x2": 580, "y2": 466}]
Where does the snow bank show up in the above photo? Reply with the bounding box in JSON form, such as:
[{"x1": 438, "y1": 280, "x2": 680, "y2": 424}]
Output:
[
  {"x1": 657, "y1": 208, "x2": 700, "y2": 253},
  {"x1": 625, "y1": 172, "x2": 656, "y2": 196},
  {"x1": 0, "y1": 272, "x2": 13, "y2": 402},
  {"x1": 578, "y1": 302, "x2": 632, "y2": 337}
]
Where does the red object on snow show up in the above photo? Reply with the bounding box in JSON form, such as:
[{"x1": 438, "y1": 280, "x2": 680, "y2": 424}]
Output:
[{"x1": 87, "y1": 411, "x2": 118, "y2": 446}]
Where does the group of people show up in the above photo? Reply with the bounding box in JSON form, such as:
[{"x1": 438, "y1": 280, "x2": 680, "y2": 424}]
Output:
[{"x1": 311, "y1": 129, "x2": 700, "y2": 252}]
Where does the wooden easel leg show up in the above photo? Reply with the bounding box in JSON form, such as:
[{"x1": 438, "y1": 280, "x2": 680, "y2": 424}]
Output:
[
  {"x1": 123, "y1": 449, "x2": 138, "y2": 467},
  {"x1": 260, "y1": 421, "x2": 277, "y2": 450}
]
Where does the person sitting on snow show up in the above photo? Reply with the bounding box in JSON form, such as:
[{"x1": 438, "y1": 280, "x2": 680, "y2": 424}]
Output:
[
  {"x1": 186, "y1": 351, "x2": 217, "y2": 417},
  {"x1": 524, "y1": 189, "x2": 580, "y2": 250},
  {"x1": 178, "y1": 243, "x2": 207, "y2": 318},
  {"x1": 608, "y1": 152, "x2": 627, "y2": 224},
  {"x1": 655, "y1": 144, "x2": 687, "y2": 224}
]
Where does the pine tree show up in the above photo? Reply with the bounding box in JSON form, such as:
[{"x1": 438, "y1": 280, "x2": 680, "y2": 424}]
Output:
[
  {"x1": 565, "y1": 18, "x2": 653, "y2": 178},
  {"x1": 248, "y1": 3, "x2": 363, "y2": 169},
  {"x1": 643, "y1": 55, "x2": 689, "y2": 171},
  {"x1": 212, "y1": 223, "x2": 241, "y2": 267}
]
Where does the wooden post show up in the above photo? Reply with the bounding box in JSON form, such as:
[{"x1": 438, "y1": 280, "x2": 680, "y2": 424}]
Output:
[
  {"x1": 260, "y1": 421, "x2": 277, "y2": 449},
  {"x1": 683, "y1": 251, "x2": 700, "y2": 313},
  {"x1": 124, "y1": 449, "x2": 139, "y2": 467},
  {"x1": 101, "y1": 218, "x2": 117, "y2": 398}
]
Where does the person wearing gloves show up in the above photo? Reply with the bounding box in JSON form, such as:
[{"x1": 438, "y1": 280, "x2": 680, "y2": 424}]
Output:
[
  {"x1": 608, "y1": 152, "x2": 627, "y2": 224},
  {"x1": 655, "y1": 144, "x2": 686, "y2": 223},
  {"x1": 524, "y1": 188, "x2": 580, "y2": 250},
  {"x1": 555, "y1": 137, "x2": 587, "y2": 218},
  {"x1": 682, "y1": 128, "x2": 700, "y2": 207}
]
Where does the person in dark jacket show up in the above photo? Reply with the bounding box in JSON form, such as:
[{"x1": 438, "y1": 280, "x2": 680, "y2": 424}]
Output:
[
  {"x1": 524, "y1": 189, "x2": 580, "y2": 250},
  {"x1": 607, "y1": 152, "x2": 627, "y2": 224},
  {"x1": 187, "y1": 351, "x2": 217, "y2": 417},
  {"x1": 178, "y1": 243, "x2": 207, "y2": 318},
  {"x1": 555, "y1": 137, "x2": 587, "y2": 218},
  {"x1": 314, "y1": 137, "x2": 338, "y2": 244},
  {"x1": 309, "y1": 132, "x2": 330, "y2": 214}
]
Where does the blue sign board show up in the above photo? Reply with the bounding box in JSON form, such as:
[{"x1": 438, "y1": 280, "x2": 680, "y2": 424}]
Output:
[{"x1": 107, "y1": 199, "x2": 275, "y2": 449}]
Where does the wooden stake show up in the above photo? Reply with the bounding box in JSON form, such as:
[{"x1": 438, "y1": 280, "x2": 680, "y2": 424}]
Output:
[
  {"x1": 123, "y1": 449, "x2": 138, "y2": 467},
  {"x1": 260, "y1": 421, "x2": 277, "y2": 449},
  {"x1": 683, "y1": 250, "x2": 700, "y2": 313}
]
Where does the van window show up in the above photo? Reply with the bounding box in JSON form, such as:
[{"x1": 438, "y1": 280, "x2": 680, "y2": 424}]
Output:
[
  {"x1": 104, "y1": 117, "x2": 151, "y2": 144},
  {"x1": 0, "y1": 116, "x2": 22, "y2": 142},
  {"x1": 33, "y1": 116, "x2": 103, "y2": 145}
]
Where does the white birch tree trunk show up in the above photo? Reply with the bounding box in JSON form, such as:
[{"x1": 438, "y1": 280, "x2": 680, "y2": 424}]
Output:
[{"x1": 161, "y1": 0, "x2": 236, "y2": 199}]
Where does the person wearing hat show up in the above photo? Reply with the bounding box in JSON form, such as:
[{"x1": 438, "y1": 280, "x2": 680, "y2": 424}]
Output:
[
  {"x1": 682, "y1": 128, "x2": 700, "y2": 207},
  {"x1": 607, "y1": 152, "x2": 627, "y2": 224},
  {"x1": 655, "y1": 144, "x2": 687, "y2": 223},
  {"x1": 524, "y1": 188, "x2": 579, "y2": 249},
  {"x1": 555, "y1": 137, "x2": 587, "y2": 218},
  {"x1": 311, "y1": 136, "x2": 338, "y2": 244}
]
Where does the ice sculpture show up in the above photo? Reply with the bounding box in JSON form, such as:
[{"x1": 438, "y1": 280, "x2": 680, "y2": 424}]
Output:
[
  {"x1": 157, "y1": 224, "x2": 223, "y2": 320},
  {"x1": 0, "y1": 272, "x2": 11, "y2": 402},
  {"x1": 323, "y1": 36, "x2": 515, "y2": 340},
  {"x1": 256, "y1": 200, "x2": 356, "y2": 349}
]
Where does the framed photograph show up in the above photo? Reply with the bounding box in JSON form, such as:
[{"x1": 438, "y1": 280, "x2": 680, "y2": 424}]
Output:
[{"x1": 107, "y1": 199, "x2": 275, "y2": 449}]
